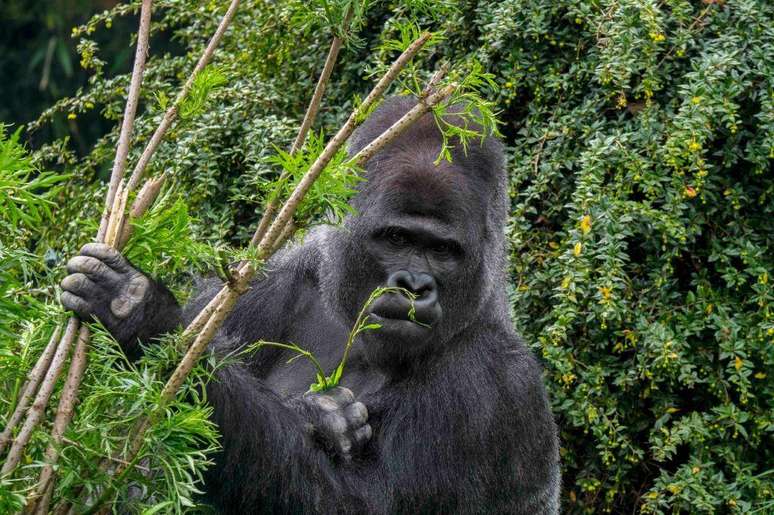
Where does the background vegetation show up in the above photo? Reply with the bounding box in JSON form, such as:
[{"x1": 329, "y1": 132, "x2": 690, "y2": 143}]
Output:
[{"x1": 1, "y1": 0, "x2": 772, "y2": 513}]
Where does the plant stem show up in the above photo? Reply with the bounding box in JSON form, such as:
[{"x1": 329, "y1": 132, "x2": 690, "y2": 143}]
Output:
[
  {"x1": 116, "y1": 173, "x2": 167, "y2": 249},
  {"x1": 251, "y1": 8, "x2": 352, "y2": 247},
  {"x1": 125, "y1": 0, "x2": 241, "y2": 193},
  {"x1": 25, "y1": 327, "x2": 90, "y2": 513},
  {"x1": 0, "y1": 325, "x2": 61, "y2": 455},
  {"x1": 1, "y1": 318, "x2": 79, "y2": 474},
  {"x1": 351, "y1": 84, "x2": 457, "y2": 167},
  {"x1": 255, "y1": 32, "x2": 432, "y2": 257},
  {"x1": 96, "y1": 0, "x2": 154, "y2": 242}
]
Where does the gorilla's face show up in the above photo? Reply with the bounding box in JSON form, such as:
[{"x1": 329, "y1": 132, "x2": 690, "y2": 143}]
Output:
[
  {"x1": 324, "y1": 150, "x2": 493, "y2": 371},
  {"x1": 319, "y1": 96, "x2": 506, "y2": 374}
]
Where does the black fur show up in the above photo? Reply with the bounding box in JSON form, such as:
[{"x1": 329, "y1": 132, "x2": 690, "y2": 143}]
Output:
[{"x1": 62, "y1": 97, "x2": 560, "y2": 514}]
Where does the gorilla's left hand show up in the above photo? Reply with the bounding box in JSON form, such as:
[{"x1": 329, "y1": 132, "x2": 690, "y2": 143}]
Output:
[{"x1": 291, "y1": 387, "x2": 372, "y2": 461}]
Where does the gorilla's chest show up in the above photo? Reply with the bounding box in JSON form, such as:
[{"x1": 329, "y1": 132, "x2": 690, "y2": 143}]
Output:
[{"x1": 262, "y1": 291, "x2": 368, "y2": 397}]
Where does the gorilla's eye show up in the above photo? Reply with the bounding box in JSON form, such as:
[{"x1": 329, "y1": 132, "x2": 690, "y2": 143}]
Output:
[
  {"x1": 386, "y1": 228, "x2": 409, "y2": 247},
  {"x1": 432, "y1": 242, "x2": 451, "y2": 255}
]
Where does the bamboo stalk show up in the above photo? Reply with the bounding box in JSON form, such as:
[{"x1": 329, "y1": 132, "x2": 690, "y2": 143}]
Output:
[
  {"x1": 2, "y1": 2, "x2": 155, "y2": 475},
  {"x1": 0, "y1": 325, "x2": 61, "y2": 455},
  {"x1": 26, "y1": 327, "x2": 90, "y2": 514},
  {"x1": 1, "y1": 318, "x2": 79, "y2": 473},
  {"x1": 251, "y1": 11, "x2": 351, "y2": 247},
  {"x1": 254, "y1": 32, "x2": 432, "y2": 256},
  {"x1": 125, "y1": 0, "x2": 241, "y2": 193}
]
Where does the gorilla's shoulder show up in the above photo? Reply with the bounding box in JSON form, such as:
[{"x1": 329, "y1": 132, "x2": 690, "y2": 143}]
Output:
[{"x1": 257, "y1": 226, "x2": 331, "y2": 287}]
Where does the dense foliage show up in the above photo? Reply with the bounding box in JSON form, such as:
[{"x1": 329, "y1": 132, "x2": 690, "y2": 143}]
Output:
[{"x1": 1, "y1": 0, "x2": 772, "y2": 512}]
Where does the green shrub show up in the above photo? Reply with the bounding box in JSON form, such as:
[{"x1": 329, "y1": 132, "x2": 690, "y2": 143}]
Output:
[{"x1": 6, "y1": 0, "x2": 773, "y2": 512}]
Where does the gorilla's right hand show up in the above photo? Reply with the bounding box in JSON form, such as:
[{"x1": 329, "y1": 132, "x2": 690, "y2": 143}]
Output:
[
  {"x1": 290, "y1": 387, "x2": 372, "y2": 462},
  {"x1": 60, "y1": 243, "x2": 181, "y2": 354}
]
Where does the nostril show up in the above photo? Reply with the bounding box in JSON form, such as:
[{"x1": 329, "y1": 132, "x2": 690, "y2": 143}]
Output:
[{"x1": 387, "y1": 271, "x2": 437, "y2": 299}]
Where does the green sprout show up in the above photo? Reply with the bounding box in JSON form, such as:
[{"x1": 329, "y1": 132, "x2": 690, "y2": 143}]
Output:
[{"x1": 251, "y1": 286, "x2": 425, "y2": 392}]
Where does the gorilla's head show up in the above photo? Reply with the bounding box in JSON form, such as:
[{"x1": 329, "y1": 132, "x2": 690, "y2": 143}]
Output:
[{"x1": 319, "y1": 96, "x2": 507, "y2": 374}]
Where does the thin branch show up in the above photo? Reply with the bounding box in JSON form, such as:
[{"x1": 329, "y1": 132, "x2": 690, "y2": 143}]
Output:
[
  {"x1": 1, "y1": 318, "x2": 80, "y2": 474},
  {"x1": 290, "y1": 18, "x2": 348, "y2": 154},
  {"x1": 96, "y1": 0, "x2": 154, "y2": 242},
  {"x1": 255, "y1": 32, "x2": 432, "y2": 256},
  {"x1": 0, "y1": 325, "x2": 61, "y2": 455},
  {"x1": 251, "y1": 10, "x2": 351, "y2": 247},
  {"x1": 125, "y1": 0, "x2": 241, "y2": 193},
  {"x1": 116, "y1": 173, "x2": 167, "y2": 249},
  {"x1": 351, "y1": 84, "x2": 456, "y2": 166},
  {"x1": 269, "y1": 220, "x2": 296, "y2": 254},
  {"x1": 26, "y1": 327, "x2": 90, "y2": 514}
]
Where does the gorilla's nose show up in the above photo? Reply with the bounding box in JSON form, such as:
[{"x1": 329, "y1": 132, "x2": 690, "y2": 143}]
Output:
[{"x1": 387, "y1": 271, "x2": 438, "y2": 305}]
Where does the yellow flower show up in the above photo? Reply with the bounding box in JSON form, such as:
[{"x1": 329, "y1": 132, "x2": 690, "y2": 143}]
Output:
[
  {"x1": 759, "y1": 272, "x2": 768, "y2": 284},
  {"x1": 561, "y1": 275, "x2": 572, "y2": 289},
  {"x1": 580, "y1": 214, "x2": 592, "y2": 234},
  {"x1": 573, "y1": 242, "x2": 583, "y2": 257},
  {"x1": 692, "y1": 96, "x2": 702, "y2": 105},
  {"x1": 84, "y1": 101, "x2": 94, "y2": 109},
  {"x1": 688, "y1": 140, "x2": 702, "y2": 152},
  {"x1": 599, "y1": 286, "x2": 612, "y2": 300},
  {"x1": 67, "y1": 113, "x2": 77, "y2": 120},
  {"x1": 754, "y1": 372, "x2": 766, "y2": 379},
  {"x1": 684, "y1": 186, "x2": 697, "y2": 198},
  {"x1": 692, "y1": 466, "x2": 700, "y2": 474},
  {"x1": 650, "y1": 32, "x2": 666, "y2": 42},
  {"x1": 734, "y1": 356, "x2": 743, "y2": 371}
]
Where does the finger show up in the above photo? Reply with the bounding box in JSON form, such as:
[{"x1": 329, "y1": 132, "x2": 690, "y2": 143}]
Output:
[
  {"x1": 61, "y1": 291, "x2": 94, "y2": 319},
  {"x1": 307, "y1": 395, "x2": 339, "y2": 412},
  {"x1": 325, "y1": 386, "x2": 355, "y2": 406},
  {"x1": 80, "y1": 243, "x2": 133, "y2": 274},
  {"x1": 352, "y1": 424, "x2": 372, "y2": 447},
  {"x1": 61, "y1": 273, "x2": 100, "y2": 297},
  {"x1": 322, "y1": 412, "x2": 347, "y2": 435},
  {"x1": 343, "y1": 402, "x2": 368, "y2": 428},
  {"x1": 336, "y1": 435, "x2": 352, "y2": 457},
  {"x1": 67, "y1": 256, "x2": 122, "y2": 284}
]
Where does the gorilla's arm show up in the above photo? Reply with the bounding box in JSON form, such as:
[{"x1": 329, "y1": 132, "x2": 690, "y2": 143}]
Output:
[
  {"x1": 62, "y1": 243, "x2": 371, "y2": 511},
  {"x1": 203, "y1": 362, "x2": 368, "y2": 512}
]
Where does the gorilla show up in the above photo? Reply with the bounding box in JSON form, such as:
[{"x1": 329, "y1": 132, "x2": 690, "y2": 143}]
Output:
[{"x1": 61, "y1": 97, "x2": 560, "y2": 514}]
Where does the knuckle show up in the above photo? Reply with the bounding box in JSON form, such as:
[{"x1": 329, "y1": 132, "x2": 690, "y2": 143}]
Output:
[
  {"x1": 355, "y1": 424, "x2": 373, "y2": 443},
  {"x1": 345, "y1": 402, "x2": 368, "y2": 426},
  {"x1": 312, "y1": 395, "x2": 340, "y2": 412},
  {"x1": 125, "y1": 275, "x2": 150, "y2": 300},
  {"x1": 323, "y1": 412, "x2": 347, "y2": 435}
]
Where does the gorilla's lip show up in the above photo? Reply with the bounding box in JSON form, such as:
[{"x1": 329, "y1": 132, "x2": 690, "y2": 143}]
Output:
[
  {"x1": 366, "y1": 313, "x2": 432, "y2": 339},
  {"x1": 367, "y1": 293, "x2": 440, "y2": 328}
]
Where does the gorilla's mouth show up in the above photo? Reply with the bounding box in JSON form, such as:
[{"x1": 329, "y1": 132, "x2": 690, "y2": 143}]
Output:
[{"x1": 367, "y1": 291, "x2": 441, "y2": 334}]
